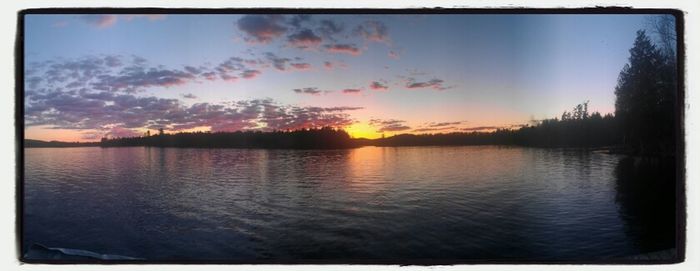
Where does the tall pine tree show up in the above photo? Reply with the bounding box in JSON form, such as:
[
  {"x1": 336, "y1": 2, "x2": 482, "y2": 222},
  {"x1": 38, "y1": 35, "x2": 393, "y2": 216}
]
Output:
[{"x1": 615, "y1": 30, "x2": 676, "y2": 155}]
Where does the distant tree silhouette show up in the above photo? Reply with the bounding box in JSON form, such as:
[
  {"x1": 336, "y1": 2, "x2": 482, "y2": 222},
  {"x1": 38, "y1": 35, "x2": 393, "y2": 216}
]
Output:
[
  {"x1": 513, "y1": 102, "x2": 619, "y2": 148},
  {"x1": 96, "y1": 102, "x2": 623, "y2": 150},
  {"x1": 615, "y1": 30, "x2": 677, "y2": 155},
  {"x1": 100, "y1": 127, "x2": 356, "y2": 149}
]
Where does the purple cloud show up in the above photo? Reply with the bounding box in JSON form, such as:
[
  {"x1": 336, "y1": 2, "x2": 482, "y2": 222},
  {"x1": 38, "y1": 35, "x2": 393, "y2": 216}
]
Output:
[
  {"x1": 93, "y1": 68, "x2": 196, "y2": 92},
  {"x1": 237, "y1": 15, "x2": 288, "y2": 44},
  {"x1": 29, "y1": 55, "x2": 202, "y2": 93},
  {"x1": 181, "y1": 93, "x2": 197, "y2": 99},
  {"x1": 287, "y1": 29, "x2": 322, "y2": 49},
  {"x1": 25, "y1": 86, "x2": 363, "y2": 136}
]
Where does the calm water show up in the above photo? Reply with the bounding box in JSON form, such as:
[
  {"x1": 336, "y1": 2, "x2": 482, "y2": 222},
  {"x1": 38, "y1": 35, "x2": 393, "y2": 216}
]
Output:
[{"x1": 23, "y1": 146, "x2": 677, "y2": 261}]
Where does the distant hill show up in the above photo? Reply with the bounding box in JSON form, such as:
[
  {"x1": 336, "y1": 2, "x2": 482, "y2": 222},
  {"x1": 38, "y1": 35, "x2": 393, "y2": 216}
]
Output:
[{"x1": 24, "y1": 139, "x2": 100, "y2": 148}]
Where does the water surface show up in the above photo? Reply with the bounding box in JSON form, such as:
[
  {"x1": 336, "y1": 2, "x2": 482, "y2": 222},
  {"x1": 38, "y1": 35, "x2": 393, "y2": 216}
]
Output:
[{"x1": 23, "y1": 146, "x2": 676, "y2": 261}]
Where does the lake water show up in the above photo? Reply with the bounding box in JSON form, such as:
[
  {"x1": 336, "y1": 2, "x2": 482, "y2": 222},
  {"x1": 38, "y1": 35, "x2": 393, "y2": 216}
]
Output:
[{"x1": 22, "y1": 146, "x2": 677, "y2": 262}]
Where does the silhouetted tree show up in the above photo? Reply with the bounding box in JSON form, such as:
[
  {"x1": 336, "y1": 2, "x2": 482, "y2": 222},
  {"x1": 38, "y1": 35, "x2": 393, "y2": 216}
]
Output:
[{"x1": 615, "y1": 30, "x2": 676, "y2": 155}]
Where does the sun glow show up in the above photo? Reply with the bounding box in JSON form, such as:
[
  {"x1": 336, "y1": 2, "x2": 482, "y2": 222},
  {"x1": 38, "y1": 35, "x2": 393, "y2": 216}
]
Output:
[{"x1": 345, "y1": 122, "x2": 383, "y2": 139}]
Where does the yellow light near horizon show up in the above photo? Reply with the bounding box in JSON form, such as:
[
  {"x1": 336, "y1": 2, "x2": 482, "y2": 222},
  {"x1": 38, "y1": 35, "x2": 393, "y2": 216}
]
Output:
[{"x1": 345, "y1": 122, "x2": 382, "y2": 139}]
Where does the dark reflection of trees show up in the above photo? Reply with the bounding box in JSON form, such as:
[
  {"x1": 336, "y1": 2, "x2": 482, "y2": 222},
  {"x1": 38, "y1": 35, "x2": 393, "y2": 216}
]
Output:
[{"x1": 614, "y1": 156, "x2": 676, "y2": 253}]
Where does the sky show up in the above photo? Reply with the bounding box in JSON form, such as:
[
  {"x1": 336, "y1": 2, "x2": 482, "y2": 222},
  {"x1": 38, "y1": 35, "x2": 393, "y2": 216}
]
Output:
[{"x1": 23, "y1": 13, "x2": 660, "y2": 141}]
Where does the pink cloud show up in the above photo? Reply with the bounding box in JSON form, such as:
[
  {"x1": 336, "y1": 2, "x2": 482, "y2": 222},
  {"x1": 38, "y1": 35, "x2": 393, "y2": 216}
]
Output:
[
  {"x1": 80, "y1": 15, "x2": 118, "y2": 28},
  {"x1": 324, "y1": 44, "x2": 362, "y2": 56},
  {"x1": 80, "y1": 14, "x2": 166, "y2": 29},
  {"x1": 290, "y1": 63, "x2": 312, "y2": 71}
]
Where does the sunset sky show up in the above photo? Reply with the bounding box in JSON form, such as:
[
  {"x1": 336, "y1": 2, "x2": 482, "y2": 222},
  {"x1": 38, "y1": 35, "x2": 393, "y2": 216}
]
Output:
[{"x1": 24, "y1": 13, "x2": 654, "y2": 141}]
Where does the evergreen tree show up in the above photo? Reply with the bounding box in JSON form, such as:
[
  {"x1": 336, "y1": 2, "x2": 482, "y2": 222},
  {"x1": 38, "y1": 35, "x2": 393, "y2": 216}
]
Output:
[{"x1": 615, "y1": 30, "x2": 676, "y2": 154}]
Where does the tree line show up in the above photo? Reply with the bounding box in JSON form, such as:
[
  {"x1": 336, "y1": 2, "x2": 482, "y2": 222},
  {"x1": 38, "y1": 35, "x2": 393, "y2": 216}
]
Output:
[{"x1": 99, "y1": 127, "x2": 356, "y2": 149}]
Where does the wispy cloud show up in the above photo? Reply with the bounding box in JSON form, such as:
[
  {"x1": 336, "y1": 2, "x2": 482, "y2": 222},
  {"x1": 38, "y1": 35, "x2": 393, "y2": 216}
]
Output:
[
  {"x1": 342, "y1": 88, "x2": 362, "y2": 94},
  {"x1": 405, "y1": 78, "x2": 451, "y2": 90},
  {"x1": 369, "y1": 119, "x2": 411, "y2": 133},
  {"x1": 27, "y1": 53, "x2": 315, "y2": 96},
  {"x1": 292, "y1": 87, "x2": 324, "y2": 95},
  {"x1": 412, "y1": 127, "x2": 455, "y2": 133},
  {"x1": 460, "y1": 126, "x2": 501, "y2": 132},
  {"x1": 429, "y1": 121, "x2": 464, "y2": 127},
  {"x1": 79, "y1": 14, "x2": 166, "y2": 28},
  {"x1": 369, "y1": 80, "x2": 389, "y2": 91},
  {"x1": 324, "y1": 44, "x2": 362, "y2": 56}
]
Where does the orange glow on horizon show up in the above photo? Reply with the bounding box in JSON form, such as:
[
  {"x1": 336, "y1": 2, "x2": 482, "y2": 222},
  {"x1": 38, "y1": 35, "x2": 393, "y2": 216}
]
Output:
[
  {"x1": 25, "y1": 121, "x2": 530, "y2": 142},
  {"x1": 345, "y1": 122, "x2": 383, "y2": 139}
]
